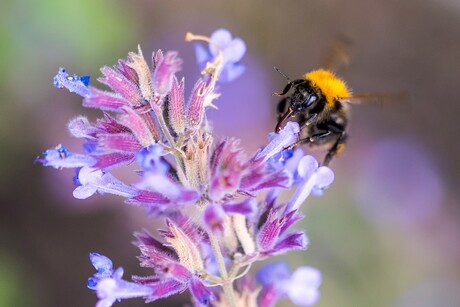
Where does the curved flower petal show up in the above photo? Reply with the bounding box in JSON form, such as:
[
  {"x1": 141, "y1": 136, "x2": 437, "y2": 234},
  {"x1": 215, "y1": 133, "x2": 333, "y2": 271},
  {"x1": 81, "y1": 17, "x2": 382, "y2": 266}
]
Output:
[
  {"x1": 74, "y1": 166, "x2": 138, "y2": 199},
  {"x1": 255, "y1": 122, "x2": 300, "y2": 163},
  {"x1": 285, "y1": 156, "x2": 334, "y2": 213}
]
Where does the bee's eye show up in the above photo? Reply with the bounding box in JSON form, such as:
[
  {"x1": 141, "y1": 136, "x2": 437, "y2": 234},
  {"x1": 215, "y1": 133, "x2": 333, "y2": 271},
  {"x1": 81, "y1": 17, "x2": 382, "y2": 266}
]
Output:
[{"x1": 304, "y1": 94, "x2": 317, "y2": 107}]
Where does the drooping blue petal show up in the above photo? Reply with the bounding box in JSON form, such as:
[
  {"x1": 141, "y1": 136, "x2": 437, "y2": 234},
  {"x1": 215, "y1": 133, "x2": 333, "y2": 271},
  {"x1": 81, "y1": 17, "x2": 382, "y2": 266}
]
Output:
[
  {"x1": 88, "y1": 253, "x2": 115, "y2": 290},
  {"x1": 53, "y1": 68, "x2": 92, "y2": 97},
  {"x1": 74, "y1": 166, "x2": 138, "y2": 199},
  {"x1": 285, "y1": 156, "x2": 334, "y2": 213}
]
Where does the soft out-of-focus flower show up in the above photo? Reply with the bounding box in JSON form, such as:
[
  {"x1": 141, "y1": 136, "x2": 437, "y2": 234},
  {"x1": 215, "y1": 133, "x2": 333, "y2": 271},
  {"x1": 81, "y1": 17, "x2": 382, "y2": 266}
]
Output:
[
  {"x1": 194, "y1": 28, "x2": 246, "y2": 82},
  {"x1": 256, "y1": 261, "x2": 322, "y2": 307},
  {"x1": 355, "y1": 139, "x2": 443, "y2": 223}
]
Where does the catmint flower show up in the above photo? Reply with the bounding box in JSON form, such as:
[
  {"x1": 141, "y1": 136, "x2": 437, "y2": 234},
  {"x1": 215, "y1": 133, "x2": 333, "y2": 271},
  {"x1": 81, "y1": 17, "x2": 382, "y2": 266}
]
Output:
[
  {"x1": 88, "y1": 253, "x2": 154, "y2": 307},
  {"x1": 285, "y1": 155, "x2": 335, "y2": 213},
  {"x1": 39, "y1": 29, "x2": 335, "y2": 307},
  {"x1": 256, "y1": 206, "x2": 308, "y2": 256},
  {"x1": 255, "y1": 121, "x2": 300, "y2": 163},
  {"x1": 35, "y1": 144, "x2": 97, "y2": 169},
  {"x1": 53, "y1": 68, "x2": 92, "y2": 97},
  {"x1": 151, "y1": 50, "x2": 183, "y2": 106},
  {"x1": 135, "y1": 145, "x2": 200, "y2": 204},
  {"x1": 194, "y1": 28, "x2": 246, "y2": 82},
  {"x1": 99, "y1": 66, "x2": 143, "y2": 105},
  {"x1": 73, "y1": 166, "x2": 138, "y2": 199},
  {"x1": 257, "y1": 261, "x2": 322, "y2": 307},
  {"x1": 168, "y1": 76, "x2": 186, "y2": 134}
]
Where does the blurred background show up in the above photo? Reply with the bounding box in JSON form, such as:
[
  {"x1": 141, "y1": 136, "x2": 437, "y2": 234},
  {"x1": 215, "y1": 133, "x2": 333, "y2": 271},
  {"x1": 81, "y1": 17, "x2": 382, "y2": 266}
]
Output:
[{"x1": 1, "y1": 0, "x2": 460, "y2": 306}]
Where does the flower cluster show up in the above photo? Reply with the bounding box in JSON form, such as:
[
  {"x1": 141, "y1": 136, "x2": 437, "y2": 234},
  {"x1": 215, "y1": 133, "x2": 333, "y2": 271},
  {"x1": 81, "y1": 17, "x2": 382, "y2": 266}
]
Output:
[{"x1": 37, "y1": 29, "x2": 334, "y2": 307}]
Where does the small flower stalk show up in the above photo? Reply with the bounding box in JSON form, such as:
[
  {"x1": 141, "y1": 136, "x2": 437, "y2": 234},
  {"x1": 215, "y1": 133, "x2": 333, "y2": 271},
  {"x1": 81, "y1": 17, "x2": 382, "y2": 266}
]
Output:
[{"x1": 38, "y1": 29, "x2": 335, "y2": 307}]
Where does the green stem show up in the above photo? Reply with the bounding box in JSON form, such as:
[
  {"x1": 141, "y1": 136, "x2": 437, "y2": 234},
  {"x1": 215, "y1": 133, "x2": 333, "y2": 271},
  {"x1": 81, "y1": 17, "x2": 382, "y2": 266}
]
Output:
[
  {"x1": 208, "y1": 231, "x2": 236, "y2": 307},
  {"x1": 153, "y1": 106, "x2": 189, "y2": 186}
]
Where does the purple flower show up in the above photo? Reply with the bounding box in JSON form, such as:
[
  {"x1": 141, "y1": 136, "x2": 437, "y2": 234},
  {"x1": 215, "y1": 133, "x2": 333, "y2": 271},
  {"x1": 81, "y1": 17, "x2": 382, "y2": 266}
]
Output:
[
  {"x1": 39, "y1": 30, "x2": 335, "y2": 307},
  {"x1": 133, "y1": 224, "x2": 214, "y2": 305},
  {"x1": 257, "y1": 261, "x2": 322, "y2": 307},
  {"x1": 73, "y1": 166, "x2": 138, "y2": 199},
  {"x1": 255, "y1": 122, "x2": 300, "y2": 163},
  {"x1": 135, "y1": 145, "x2": 200, "y2": 204},
  {"x1": 285, "y1": 155, "x2": 335, "y2": 213},
  {"x1": 35, "y1": 144, "x2": 97, "y2": 169},
  {"x1": 88, "y1": 253, "x2": 154, "y2": 307},
  {"x1": 256, "y1": 207, "x2": 307, "y2": 256},
  {"x1": 194, "y1": 28, "x2": 246, "y2": 82},
  {"x1": 53, "y1": 68, "x2": 92, "y2": 97},
  {"x1": 151, "y1": 50, "x2": 183, "y2": 106}
]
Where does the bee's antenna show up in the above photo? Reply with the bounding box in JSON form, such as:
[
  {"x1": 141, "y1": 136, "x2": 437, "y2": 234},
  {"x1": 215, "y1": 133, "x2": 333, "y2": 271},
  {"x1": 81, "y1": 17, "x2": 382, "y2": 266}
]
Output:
[{"x1": 274, "y1": 66, "x2": 291, "y2": 83}]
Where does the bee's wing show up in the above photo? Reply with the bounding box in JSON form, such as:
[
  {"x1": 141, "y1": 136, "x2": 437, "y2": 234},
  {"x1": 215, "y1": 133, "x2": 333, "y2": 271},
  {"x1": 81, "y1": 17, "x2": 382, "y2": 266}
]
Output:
[
  {"x1": 338, "y1": 93, "x2": 409, "y2": 106},
  {"x1": 320, "y1": 36, "x2": 353, "y2": 73}
]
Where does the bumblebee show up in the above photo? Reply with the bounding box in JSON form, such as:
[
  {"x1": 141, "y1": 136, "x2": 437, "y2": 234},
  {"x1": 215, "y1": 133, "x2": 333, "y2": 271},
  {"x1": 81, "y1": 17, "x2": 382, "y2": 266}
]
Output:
[{"x1": 274, "y1": 68, "x2": 354, "y2": 166}]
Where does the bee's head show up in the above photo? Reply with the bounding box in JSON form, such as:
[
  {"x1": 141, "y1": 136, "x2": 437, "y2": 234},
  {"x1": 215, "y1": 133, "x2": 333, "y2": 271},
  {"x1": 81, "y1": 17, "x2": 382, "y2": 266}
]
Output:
[{"x1": 290, "y1": 83, "x2": 319, "y2": 112}]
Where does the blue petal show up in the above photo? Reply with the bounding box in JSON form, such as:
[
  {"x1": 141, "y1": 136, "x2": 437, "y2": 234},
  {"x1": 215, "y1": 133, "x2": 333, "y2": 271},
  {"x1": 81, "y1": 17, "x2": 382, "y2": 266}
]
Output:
[
  {"x1": 219, "y1": 63, "x2": 246, "y2": 82},
  {"x1": 89, "y1": 253, "x2": 113, "y2": 275},
  {"x1": 53, "y1": 68, "x2": 92, "y2": 97},
  {"x1": 256, "y1": 261, "x2": 291, "y2": 286},
  {"x1": 222, "y1": 37, "x2": 246, "y2": 63},
  {"x1": 35, "y1": 144, "x2": 97, "y2": 169},
  {"x1": 194, "y1": 43, "x2": 212, "y2": 69},
  {"x1": 136, "y1": 145, "x2": 169, "y2": 174},
  {"x1": 255, "y1": 122, "x2": 300, "y2": 162},
  {"x1": 209, "y1": 28, "x2": 232, "y2": 56}
]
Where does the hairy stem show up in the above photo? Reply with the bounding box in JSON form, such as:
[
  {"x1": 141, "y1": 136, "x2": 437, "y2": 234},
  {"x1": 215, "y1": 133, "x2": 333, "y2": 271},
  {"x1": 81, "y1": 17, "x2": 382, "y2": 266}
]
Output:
[
  {"x1": 153, "y1": 106, "x2": 189, "y2": 186},
  {"x1": 208, "y1": 231, "x2": 236, "y2": 307}
]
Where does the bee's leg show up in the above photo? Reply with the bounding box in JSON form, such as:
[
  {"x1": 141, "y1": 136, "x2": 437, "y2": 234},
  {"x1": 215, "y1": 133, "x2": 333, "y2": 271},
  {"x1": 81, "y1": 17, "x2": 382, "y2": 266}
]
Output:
[
  {"x1": 286, "y1": 130, "x2": 332, "y2": 150},
  {"x1": 273, "y1": 79, "x2": 307, "y2": 96},
  {"x1": 299, "y1": 113, "x2": 318, "y2": 129},
  {"x1": 323, "y1": 132, "x2": 347, "y2": 166}
]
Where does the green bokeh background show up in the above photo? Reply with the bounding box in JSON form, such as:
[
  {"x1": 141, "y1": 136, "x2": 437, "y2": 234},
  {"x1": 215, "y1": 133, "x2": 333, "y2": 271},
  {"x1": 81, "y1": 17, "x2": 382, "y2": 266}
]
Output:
[{"x1": 1, "y1": 1, "x2": 460, "y2": 306}]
